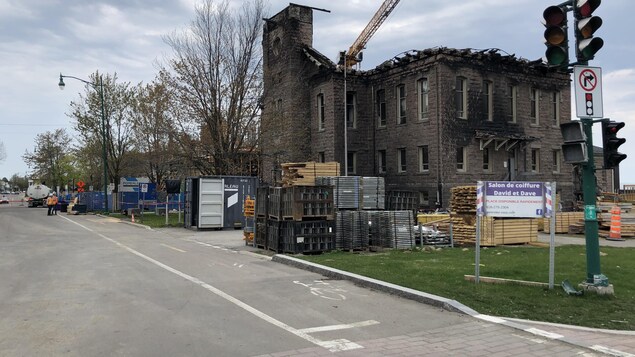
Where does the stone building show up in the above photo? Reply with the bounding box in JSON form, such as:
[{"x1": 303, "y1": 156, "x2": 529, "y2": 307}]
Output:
[{"x1": 261, "y1": 4, "x2": 577, "y2": 209}]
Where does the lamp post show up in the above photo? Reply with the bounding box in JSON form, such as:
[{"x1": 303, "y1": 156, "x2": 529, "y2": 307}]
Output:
[{"x1": 58, "y1": 73, "x2": 109, "y2": 212}]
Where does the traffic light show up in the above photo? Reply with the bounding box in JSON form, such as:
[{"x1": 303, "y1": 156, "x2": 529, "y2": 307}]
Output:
[
  {"x1": 601, "y1": 120, "x2": 627, "y2": 169},
  {"x1": 574, "y1": 0, "x2": 603, "y2": 63},
  {"x1": 560, "y1": 121, "x2": 588, "y2": 164},
  {"x1": 543, "y1": 5, "x2": 569, "y2": 66}
]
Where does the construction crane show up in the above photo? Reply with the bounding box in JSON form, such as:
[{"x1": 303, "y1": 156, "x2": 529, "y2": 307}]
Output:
[{"x1": 344, "y1": 0, "x2": 401, "y2": 68}]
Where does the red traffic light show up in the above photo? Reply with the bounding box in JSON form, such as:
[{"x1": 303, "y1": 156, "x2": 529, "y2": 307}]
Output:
[
  {"x1": 576, "y1": 0, "x2": 601, "y2": 18},
  {"x1": 601, "y1": 120, "x2": 627, "y2": 169},
  {"x1": 544, "y1": 6, "x2": 566, "y2": 26}
]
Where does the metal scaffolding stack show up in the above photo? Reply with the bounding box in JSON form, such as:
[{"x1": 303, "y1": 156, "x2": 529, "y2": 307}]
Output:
[
  {"x1": 368, "y1": 211, "x2": 415, "y2": 249},
  {"x1": 316, "y1": 176, "x2": 361, "y2": 209},
  {"x1": 336, "y1": 211, "x2": 370, "y2": 250},
  {"x1": 316, "y1": 176, "x2": 385, "y2": 210},
  {"x1": 361, "y1": 177, "x2": 385, "y2": 210}
]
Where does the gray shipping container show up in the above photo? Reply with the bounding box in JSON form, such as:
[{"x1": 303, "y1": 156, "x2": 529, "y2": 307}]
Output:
[{"x1": 184, "y1": 176, "x2": 259, "y2": 229}]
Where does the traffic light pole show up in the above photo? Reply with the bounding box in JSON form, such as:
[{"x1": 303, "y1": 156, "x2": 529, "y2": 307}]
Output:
[{"x1": 581, "y1": 118, "x2": 609, "y2": 287}]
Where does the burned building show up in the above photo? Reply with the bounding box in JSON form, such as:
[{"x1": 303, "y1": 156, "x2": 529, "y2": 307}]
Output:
[{"x1": 261, "y1": 4, "x2": 575, "y2": 209}]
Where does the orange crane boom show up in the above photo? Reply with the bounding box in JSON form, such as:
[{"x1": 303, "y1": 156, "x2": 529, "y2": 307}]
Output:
[{"x1": 346, "y1": 0, "x2": 401, "y2": 67}]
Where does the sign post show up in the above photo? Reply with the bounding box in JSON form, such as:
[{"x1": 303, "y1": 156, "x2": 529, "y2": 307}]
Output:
[
  {"x1": 545, "y1": 182, "x2": 557, "y2": 289},
  {"x1": 475, "y1": 181, "x2": 552, "y2": 287},
  {"x1": 573, "y1": 65, "x2": 609, "y2": 288}
]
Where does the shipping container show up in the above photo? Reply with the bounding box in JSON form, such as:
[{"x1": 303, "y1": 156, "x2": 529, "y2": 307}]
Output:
[{"x1": 184, "y1": 176, "x2": 260, "y2": 229}]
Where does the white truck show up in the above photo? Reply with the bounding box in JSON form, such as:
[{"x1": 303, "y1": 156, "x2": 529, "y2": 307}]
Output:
[{"x1": 26, "y1": 182, "x2": 51, "y2": 208}]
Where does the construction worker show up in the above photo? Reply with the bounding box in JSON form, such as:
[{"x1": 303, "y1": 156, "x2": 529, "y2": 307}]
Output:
[
  {"x1": 46, "y1": 193, "x2": 55, "y2": 216},
  {"x1": 51, "y1": 193, "x2": 59, "y2": 215}
]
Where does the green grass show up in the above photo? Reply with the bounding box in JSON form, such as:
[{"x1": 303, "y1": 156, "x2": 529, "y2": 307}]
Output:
[
  {"x1": 298, "y1": 245, "x2": 635, "y2": 330},
  {"x1": 109, "y1": 212, "x2": 185, "y2": 228}
]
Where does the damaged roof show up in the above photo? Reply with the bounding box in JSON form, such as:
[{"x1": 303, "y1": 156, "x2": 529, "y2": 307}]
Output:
[{"x1": 301, "y1": 46, "x2": 552, "y2": 75}]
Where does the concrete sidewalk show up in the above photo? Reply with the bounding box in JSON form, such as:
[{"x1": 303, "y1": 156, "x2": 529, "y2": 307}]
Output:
[{"x1": 149, "y1": 225, "x2": 635, "y2": 356}]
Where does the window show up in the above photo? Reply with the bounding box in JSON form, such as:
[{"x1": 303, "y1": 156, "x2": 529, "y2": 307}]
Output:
[
  {"x1": 530, "y1": 88, "x2": 539, "y2": 125},
  {"x1": 346, "y1": 91, "x2": 357, "y2": 128},
  {"x1": 397, "y1": 84, "x2": 406, "y2": 124},
  {"x1": 347, "y1": 152, "x2": 357, "y2": 175},
  {"x1": 457, "y1": 147, "x2": 466, "y2": 172},
  {"x1": 531, "y1": 148, "x2": 540, "y2": 173},
  {"x1": 507, "y1": 85, "x2": 517, "y2": 123},
  {"x1": 418, "y1": 145, "x2": 429, "y2": 172},
  {"x1": 398, "y1": 148, "x2": 407, "y2": 173},
  {"x1": 483, "y1": 81, "x2": 493, "y2": 121},
  {"x1": 378, "y1": 150, "x2": 386, "y2": 173},
  {"x1": 482, "y1": 148, "x2": 490, "y2": 172},
  {"x1": 318, "y1": 152, "x2": 325, "y2": 163},
  {"x1": 419, "y1": 191, "x2": 430, "y2": 207},
  {"x1": 376, "y1": 89, "x2": 386, "y2": 127},
  {"x1": 455, "y1": 77, "x2": 467, "y2": 119},
  {"x1": 551, "y1": 91, "x2": 560, "y2": 126},
  {"x1": 317, "y1": 93, "x2": 325, "y2": 130},
  {"x1": 552, "y1": 149, "x2": 561, "y2": 173},
  {"x1": 417, "y1": 78, "x2": 429, "y2": 120}
]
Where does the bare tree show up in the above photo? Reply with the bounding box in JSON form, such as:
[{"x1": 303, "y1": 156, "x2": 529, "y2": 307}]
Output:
[
  {"x1": 161, "y1": 0, "x2": 264, "y2": 175},
  {"x1": 131, "y1": 76, "x2": 179, "y2": 184},
  {"x1": 67, "y1": 71, "x2": 136, "y2": 192}
]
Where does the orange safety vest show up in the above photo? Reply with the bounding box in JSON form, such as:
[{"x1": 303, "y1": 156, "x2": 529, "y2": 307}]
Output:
[{"x1": 47, "y1": 196, "x2": 55, "y2": 205}]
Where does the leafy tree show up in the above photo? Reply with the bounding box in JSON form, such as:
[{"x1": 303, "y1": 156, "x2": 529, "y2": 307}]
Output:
[
  {"x1": 161, "y1": 0, "x2": 263, "y2": 175},
  {"x1": 22, "y1": 129, "x2": 76, "y2": 189},
  {"x1": 9, "y1": 173, "x2": 28, "y2": 191},
  {"x1": 67, "y1": 71, "x2": 136, "y2": 192}
]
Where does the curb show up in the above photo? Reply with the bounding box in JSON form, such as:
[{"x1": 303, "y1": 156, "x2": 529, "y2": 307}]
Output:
[{"x1": 271, "y1": 254, "x2": 632, "y2": 357}]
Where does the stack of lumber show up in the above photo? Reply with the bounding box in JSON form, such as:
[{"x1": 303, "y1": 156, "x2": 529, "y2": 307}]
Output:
[
  {"x1": 450, "y1": 215, "x2": 538, "y2": 246},
  {"x1": 597, "y1": 201, "x2": 632, "y2": 213},
  {"x1": 450, "y1": 186, "x2": 476, "y2": 213},
  {"x1": 280, "y1": 162, "x2": 340, "y2": 187},
  {"x1": 450, "y1": 186, "x2": 479, "y2": 245},
  {"x1": 451, "y1": 214, "x2": 477, "y2": 245},
  {"x1": 544, "y1": 212, "x2": 584, "y2": 234},
  {"x1": 449, "y1": 185, "x2": 537, "y2": 246},
  {"x1": 481, "y1": 218, "x2": 538, "y2": 245}
]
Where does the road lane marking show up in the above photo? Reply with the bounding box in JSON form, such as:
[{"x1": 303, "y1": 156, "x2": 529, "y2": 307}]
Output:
[
  {"x1": 298, "y1": 320, "x2": 380, "y2": 334},
  {"x1": 590, "y1": 345, "x2": 635, "y2": 357},
  {"x1": 524, "y1": 327, "x2": 564, "y2": 340},
  {"x1": 294, "y1": 280, "x2": 347, "y2": 301},
  {"x1": 160, "y1": 243, "x2": 186, "y2": 253},
  {"x1": 59, "y1": 215, "x2": 363, "y2": 352}
]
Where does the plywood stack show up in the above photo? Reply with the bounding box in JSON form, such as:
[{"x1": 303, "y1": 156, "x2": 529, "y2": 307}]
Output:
[{"x1": 281, "y1": 162, "x2": 340, "y2": 187}]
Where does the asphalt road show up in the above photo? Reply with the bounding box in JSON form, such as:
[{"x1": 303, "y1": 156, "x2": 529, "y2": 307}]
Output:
[{"x1": 0, "y1": 206, "x2": 600, "y2": 356}]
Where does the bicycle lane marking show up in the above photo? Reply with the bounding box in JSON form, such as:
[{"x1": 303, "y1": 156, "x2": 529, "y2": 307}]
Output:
[{"x1": 59, "y1": 215, "x2": 364, "y2": 353}]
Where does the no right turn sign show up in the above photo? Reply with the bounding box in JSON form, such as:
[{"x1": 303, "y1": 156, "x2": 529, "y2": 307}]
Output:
[{"x1": 574, "y1": 65, "x2": 603, "y2": 118}]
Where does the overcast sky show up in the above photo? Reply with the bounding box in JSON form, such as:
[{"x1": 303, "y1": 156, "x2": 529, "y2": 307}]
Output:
[{"x1": 1, "y1": 0, "x2": 634, "y2": 186}]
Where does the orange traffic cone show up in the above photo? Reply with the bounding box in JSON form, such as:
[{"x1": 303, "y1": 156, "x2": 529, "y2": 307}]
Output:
[{"x1": 607, "y1": 205, "x2": 623, "y2": 241}]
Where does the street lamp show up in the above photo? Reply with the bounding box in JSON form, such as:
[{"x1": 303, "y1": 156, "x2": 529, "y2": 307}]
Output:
[{"x1": 58, "y1": 73, "x2": 109, "y2": 212}]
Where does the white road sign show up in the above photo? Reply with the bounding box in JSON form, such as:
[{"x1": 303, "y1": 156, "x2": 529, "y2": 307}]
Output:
[{"x1": 574, "y1": 65, "x2": 603, "y2": 118}]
